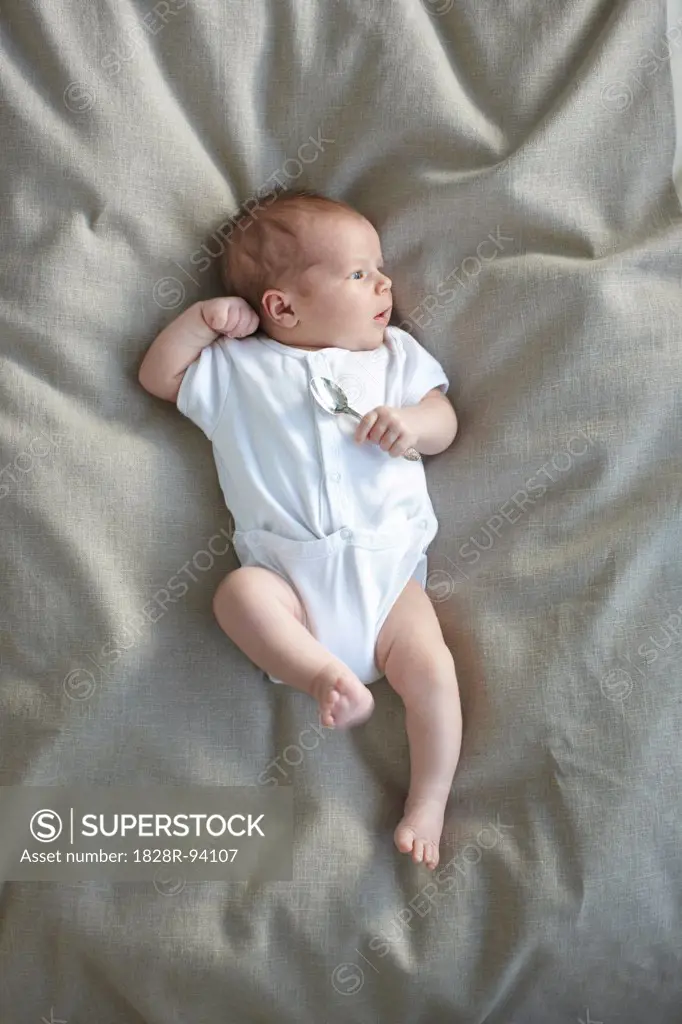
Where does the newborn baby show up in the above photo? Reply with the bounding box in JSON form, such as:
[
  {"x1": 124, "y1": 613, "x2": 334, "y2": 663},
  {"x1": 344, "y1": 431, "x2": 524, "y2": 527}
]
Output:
[{"x1": 138, "y1": 189, "x2": 462, "y2": 869}]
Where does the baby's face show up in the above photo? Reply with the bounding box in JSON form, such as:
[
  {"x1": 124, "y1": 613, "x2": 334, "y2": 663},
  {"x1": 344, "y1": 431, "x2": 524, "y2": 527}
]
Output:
[{"x1": 264, "y1": 213, "x2": 393, "y2": 351}]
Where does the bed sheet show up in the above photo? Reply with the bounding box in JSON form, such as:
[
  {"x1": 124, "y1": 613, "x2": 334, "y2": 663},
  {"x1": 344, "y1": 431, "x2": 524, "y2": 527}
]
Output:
[{"x1": 1, "y1": 0, "x2": 682, "y2": 1020}]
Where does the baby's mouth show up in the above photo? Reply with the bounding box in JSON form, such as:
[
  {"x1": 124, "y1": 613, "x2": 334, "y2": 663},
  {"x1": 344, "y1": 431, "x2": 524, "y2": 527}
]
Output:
[{"x1": 373, "y1": 307, "x2": 391, "y2": 322}]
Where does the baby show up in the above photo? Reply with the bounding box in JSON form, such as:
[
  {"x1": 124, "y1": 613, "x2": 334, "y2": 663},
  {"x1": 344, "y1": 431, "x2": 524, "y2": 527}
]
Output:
[{"x1": 138, "y1": 189, "x2": 462, "y2": 869}]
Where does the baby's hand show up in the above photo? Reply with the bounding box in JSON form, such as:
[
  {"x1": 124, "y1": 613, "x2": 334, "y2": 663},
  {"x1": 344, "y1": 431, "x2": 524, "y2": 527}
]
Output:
[
  {"x1": 201, "y1": 297, "x2": 260, "y2": 338},
  {"x1": 354, "y1": 405, "x2": 419, "y2": 458}
]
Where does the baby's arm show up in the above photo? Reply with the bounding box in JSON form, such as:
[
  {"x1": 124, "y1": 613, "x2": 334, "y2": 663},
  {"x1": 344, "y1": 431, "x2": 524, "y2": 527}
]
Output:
[
  {"x1": 355, "y1": 390, "x2": 458, "y2": 458},
  {"x1": 138, "y1": 297, "x2": 259, "y2": 403},
  {"x1": 399, "y1": 389, "x2": 458, "y2": 456}
]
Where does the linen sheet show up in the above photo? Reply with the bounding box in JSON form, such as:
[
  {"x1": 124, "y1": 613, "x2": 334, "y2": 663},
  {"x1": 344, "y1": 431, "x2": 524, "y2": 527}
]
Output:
[{"x1": 1, "y1": 0, "x2": 682, "y2": 1020}]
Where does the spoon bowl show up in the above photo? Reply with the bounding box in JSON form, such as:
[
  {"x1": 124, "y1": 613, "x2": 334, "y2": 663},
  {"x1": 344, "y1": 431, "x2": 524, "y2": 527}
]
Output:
[{"x1": 309, "y1": 376, "x2": 350, "y2": 415}]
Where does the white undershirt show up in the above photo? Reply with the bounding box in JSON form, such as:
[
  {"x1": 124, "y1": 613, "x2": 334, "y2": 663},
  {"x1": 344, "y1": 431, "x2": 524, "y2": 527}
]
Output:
[{"x1": 176, "y1": 326, "x2": 450, "y2": 541}]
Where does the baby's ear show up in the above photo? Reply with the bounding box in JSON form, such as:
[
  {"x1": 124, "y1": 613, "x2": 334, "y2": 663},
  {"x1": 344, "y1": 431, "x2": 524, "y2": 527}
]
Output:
[{"x1": 261, "y1": 289, "x2": 297, "y2": 327}]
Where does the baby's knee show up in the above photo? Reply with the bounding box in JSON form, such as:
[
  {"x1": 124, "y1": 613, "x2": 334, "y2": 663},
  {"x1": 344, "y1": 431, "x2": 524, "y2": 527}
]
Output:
[
  {"x1": 417, "y1": 643, "x2": 456, "y2": 685},
  {"x1": 388, "y1": 639, "x2": 456, "y2": 697},
  {"x1": 213, "y1": 566, "x2": 303, "y2": 624}
]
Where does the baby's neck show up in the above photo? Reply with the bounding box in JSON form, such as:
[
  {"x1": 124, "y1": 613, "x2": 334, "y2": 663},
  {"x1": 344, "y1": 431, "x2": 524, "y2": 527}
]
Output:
[{"x1": 264, "y1": 331, "x2": 380, "y2": 354}]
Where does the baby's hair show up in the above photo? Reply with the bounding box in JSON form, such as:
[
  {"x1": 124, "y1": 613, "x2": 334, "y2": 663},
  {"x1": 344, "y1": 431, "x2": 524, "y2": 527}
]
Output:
[{"x1": 220, "y1": 187, "x2": 363, "y2": 314}]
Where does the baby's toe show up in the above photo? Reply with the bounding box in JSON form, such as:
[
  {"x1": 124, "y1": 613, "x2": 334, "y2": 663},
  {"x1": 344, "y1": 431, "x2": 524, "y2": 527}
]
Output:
[
  {"x1": 320, "y1": 705, "x2": 336, "y2": 728},
  {"x1": 394, "y1": 824, "x2": 414, "y2": 854},
  {"x1": 424, "y1": 842, "x2": 439, "y2": 870}
]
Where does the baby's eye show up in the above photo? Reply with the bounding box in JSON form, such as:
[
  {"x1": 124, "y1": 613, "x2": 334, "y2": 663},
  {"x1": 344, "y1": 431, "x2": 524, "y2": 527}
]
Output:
[{"x1": 350, "y1": 270, "x2": 365, "y2": 280}]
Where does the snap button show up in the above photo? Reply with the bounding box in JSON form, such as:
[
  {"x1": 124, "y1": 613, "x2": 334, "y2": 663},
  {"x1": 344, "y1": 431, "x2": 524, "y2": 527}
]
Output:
[
  {"x1": 420, "y1": 518, "x2": 428, "y2": 529},
  {"x1": 340, "y1": 528, "x2": 352, "y2": 540},
  {"x1": 328, "y1": 472, "x2": 341, "y2": 483}
]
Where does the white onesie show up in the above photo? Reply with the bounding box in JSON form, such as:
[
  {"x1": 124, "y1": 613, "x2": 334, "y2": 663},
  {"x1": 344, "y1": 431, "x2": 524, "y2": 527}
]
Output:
[{"x1": 176, "y1": 325, "x2": 449, "y2": 685}]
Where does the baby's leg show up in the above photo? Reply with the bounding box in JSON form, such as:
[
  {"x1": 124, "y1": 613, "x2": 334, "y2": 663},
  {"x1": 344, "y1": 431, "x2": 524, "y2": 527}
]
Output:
[
  {"x1": 213, "y1": 567, "x2": 374, "y2": 728},
  {"x1": 374, "y1": 578, "x2": 463, "y2": 870}
]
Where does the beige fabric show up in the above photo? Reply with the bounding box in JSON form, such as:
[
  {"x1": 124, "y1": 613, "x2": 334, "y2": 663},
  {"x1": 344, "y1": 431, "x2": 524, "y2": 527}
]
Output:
[{"x1": 2, "y1": 0, "x2": 682, "y2": 1020}]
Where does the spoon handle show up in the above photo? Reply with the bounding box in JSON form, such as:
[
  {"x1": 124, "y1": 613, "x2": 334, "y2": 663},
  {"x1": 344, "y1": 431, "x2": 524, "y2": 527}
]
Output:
[{"x1": 344, "y1": 406, "x2": 422, "y2": 462}]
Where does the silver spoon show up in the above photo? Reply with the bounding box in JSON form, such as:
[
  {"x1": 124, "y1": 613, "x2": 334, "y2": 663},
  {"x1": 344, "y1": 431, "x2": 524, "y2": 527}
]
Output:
[{"x1": 309, "y1": 376, "x2": 422, "y2": 462}]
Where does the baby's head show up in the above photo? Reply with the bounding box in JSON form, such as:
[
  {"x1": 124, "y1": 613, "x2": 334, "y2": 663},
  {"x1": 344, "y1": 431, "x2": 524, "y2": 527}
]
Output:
[{"x1": 220, "y1": 189, "x2": 392, "y2": 352}]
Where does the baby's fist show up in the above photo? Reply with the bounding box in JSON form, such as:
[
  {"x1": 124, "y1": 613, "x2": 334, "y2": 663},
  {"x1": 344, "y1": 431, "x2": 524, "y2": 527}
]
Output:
[
  {"x1": 201, "y1": 297, "x2": 259, "y2": 338},
  {"x1": 354, "y1": 405, "x2": 419, "y2": 458}
]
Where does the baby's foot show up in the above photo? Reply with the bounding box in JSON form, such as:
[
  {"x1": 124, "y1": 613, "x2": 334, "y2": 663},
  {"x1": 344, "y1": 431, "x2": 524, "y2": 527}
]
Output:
[
  {"x1": 310, "y1": 662, "x2": 374, "y2": 729},
  {"x1": 394, "y1": 795, "x2": 447, "y2": 870}
]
